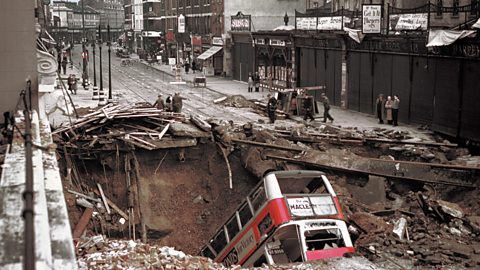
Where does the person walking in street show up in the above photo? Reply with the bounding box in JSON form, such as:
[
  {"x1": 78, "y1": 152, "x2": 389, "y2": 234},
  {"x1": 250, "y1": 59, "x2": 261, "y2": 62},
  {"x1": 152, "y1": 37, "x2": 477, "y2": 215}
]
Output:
[
  {"x1": 184, "y1": 59, "x2": 190, "y2": 74},
  {"x1": 385, "y1": 96, "x2": 393, "y2": 125},
  {"x1": 67, "y1": 74, "x2": 77, "y2": 95},
  {"x1": 153, "y1": 93, "x2": 165, "y2": 110},
  {"x1": 172, "y1": 92, "x2": 187, "y2": 113},
  {"x1": 266, "y1": 94, "x2": 278, "y2": 124},
  {"x1": 192, "y1": 59, "x2": 197, "y2": 73},
  {"x1": 254, "y1": 72, "x2": 260, "y2": 92},
  {"x1": 303, "y1": 92, "x2": 315, "y2": 122},
  {"x1": 247, "y1": 73, "x2": 254, "y2": 93},
  {"x1": 392, "y1": 95, "x2": 400, "y2": 126},
  {"x1": 376, "y1": 94, "x2": 385, "y2": 124},
  {"x1": 61, "y1": 56, "x2": 68, "y2": 75},
  {"x1": 321, "y1": 93, "x2": 334, "y2": 123}
]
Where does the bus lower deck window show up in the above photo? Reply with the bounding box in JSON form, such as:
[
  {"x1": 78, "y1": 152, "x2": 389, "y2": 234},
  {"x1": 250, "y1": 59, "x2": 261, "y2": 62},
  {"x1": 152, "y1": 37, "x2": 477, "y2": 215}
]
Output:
[{"x1": 305, "y1": 229, "x2": 345, "y2": 251}]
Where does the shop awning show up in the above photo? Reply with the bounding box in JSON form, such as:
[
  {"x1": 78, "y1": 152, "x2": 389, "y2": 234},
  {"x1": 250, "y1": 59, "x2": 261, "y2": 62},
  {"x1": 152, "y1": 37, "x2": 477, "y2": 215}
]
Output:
[{"x1": 197, "y1": 46, "x2": 222, "y2": 60}]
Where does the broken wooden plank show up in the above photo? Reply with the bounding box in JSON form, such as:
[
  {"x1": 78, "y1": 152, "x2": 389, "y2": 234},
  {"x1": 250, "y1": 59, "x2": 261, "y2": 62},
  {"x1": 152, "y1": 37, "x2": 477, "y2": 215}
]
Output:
[
  {"x1": 191, "y1": 114, "x2": 212, "y2": 132},
  {"x1": 158, "y1": 123, "x2": 170, "y2": 140},
  {"x1": 97, "y1": 183, "x2": 111, "y2": 215},
  {"x1": 231, "y1": 138, "x2": 304, "y2": 152},
  {"x1": 67, "y1": 189, "x2": 101, "y2": 203},
  {"x1": 129, "y1": 135, "x2": 157, "y2": 148},
  {"x1": 72, "y1": 207, "x2": 94, "y2": 239},
  {"x1": 92, "y1": 190, "x2": 129, "y2": 221},
  {"x1": 213, "y1": 96, "x2": 227, "y2": 104},
  {"x1": 119, "y1": 137, "x2": 155, "y2": 150},
  {"x1": 169, "y1": 122, "x2": 211, "y2": 138}
]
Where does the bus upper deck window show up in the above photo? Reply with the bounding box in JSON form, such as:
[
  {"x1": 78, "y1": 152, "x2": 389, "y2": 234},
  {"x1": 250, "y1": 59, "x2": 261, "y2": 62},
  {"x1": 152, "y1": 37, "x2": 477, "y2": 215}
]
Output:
[
  {"x1": 226, "y1": 215, "x2": 240, "y2": 241},
  {"x1": 250, "y1": 187, "x2": 267, "y2": 212},
  {"x1": 211, "y1": 229, "x2": 227, "y2": 254},
  {"x1": 201, "y1": 246, "x2": 215, "y2": 259},
  {"x1": 239, "y1": 203, "x2": 253, "y2": 227}
]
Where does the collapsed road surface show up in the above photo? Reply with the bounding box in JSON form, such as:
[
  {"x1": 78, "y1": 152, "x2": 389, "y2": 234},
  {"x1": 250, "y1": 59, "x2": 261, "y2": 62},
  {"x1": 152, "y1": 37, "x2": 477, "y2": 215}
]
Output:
[{"x1": 56, "y1": 50, "x2": 480, "y2": 269}]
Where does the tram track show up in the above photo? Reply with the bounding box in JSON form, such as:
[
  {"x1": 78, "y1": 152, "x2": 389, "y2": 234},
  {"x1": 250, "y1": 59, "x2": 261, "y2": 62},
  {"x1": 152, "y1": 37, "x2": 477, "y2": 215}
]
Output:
[{"x1": 77, "y1": 47, "x2": 266, "y2": 123}]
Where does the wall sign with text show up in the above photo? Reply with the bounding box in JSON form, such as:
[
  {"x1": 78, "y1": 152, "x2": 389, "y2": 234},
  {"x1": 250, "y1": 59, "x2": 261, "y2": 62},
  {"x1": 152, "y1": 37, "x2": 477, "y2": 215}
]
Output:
[{"x1": 362, "y1": 4, "x2": 382, "y2": 34}]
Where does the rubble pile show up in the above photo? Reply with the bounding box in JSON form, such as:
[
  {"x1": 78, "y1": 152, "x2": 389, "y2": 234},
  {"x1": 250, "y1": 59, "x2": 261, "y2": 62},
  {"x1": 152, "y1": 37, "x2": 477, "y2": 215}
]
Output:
[
  {"x1": 76, "y1": 236, "x2": 225, "y2": 270},
  {"x1": 347, "y1": 191, "x2": 480, "y2": 268},
  {"x1": 76, "y1": 236, "x2": 384, "y2": 270},
  {"x1": 220, "y1": 95, "x2": 256, "y2": 108},
  {"x1": 53, "y1": 103, "x2": 211, "y2": 156}
]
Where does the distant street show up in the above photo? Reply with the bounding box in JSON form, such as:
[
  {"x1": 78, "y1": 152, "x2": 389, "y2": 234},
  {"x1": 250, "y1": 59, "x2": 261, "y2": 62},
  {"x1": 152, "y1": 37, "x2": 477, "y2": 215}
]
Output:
[{"x1": 70, "y1": 44, "x2": 264, "y2": 124}]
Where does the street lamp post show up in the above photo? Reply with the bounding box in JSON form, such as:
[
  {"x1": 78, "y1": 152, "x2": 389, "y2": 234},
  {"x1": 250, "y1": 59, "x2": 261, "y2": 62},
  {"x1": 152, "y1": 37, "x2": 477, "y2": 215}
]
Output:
[
  {"x1": 81, "y1": 0, "x2": 88, "y2": 88},
  {"x1": 92, "y1": 40, "x2": 97, "y2": 87},
  {"x1": 99, "y1": 24, "x2": 103, "y2": 92},
  {"x1": 108, "y1": 24, "x2": 112, "y2": 100}
]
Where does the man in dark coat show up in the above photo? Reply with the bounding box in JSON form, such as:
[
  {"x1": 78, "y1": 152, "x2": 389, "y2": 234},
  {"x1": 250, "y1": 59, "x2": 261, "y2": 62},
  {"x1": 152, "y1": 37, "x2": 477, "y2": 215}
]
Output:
[
  {"x1": 376, "y1": 94, "x2": 385, "y2": 124},
  {"x1": 303, "y1": 93, "x2": 315, "y2": 122},
  {"x1": 172, "y1": 92, "x2": 187, "y2": 113},
  {"x1": 266, "y1": 94, "x2": 278, "y2": 124},
  {"x1": 153, "y1": 93, "x2": 165, "y2": 110},
  {"x1": 321, "y1": 93, "x2": 334, "y2": 123}
]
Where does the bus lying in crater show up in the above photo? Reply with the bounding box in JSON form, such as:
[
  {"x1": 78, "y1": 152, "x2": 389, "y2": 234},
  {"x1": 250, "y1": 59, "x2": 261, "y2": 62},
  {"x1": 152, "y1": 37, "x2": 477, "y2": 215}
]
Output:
[{"x1": 199, "y1": 170, "x2": 355, "y2": 267}]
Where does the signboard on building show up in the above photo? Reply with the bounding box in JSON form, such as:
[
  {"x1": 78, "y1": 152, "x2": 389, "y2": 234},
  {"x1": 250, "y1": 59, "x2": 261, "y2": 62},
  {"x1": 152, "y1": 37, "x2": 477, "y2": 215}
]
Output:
[
  {"x1": 178, "y1": 14, "x2": 185, "y2": 33},
  {"x1": 212, "y1": 37, "x2": 224, "y2": 46},
  {"x1": 296, "y1": 17, "x2": 317, "y2": 30},
  {"x1": 389, "y1": 13, "x2": 428, "y2": 31},
  {"x1": 231, "y1": 11, "x2": 251, "y2": 32},
  {"x1": 166, "y1": 31, "x2": 175, "y2": 42},
  {"x1": 362, "y1": 4, "x2": 382, "y2": 34},
  {"x1": 317, "y1": 16, "x2": 349, "y2": 30},
  {"x1": 191, "y1": 35, "x2": 202, "y2": 46}
]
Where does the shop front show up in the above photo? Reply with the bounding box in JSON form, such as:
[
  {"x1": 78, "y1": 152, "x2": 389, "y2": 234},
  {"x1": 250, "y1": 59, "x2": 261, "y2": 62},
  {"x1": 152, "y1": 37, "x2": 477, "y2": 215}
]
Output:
[{"x1": 196, "y1": 36, "x2": 224, "y2": 76}]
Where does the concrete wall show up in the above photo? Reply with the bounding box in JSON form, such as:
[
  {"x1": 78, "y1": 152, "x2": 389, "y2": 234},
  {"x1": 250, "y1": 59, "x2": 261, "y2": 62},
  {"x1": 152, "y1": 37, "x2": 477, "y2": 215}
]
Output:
[
  {"x1": 224, "y1": 0, "x2": 306, "y2": 33},
  {"x1": 0, "y1": 1, "x2": 38, "y2": 113}
]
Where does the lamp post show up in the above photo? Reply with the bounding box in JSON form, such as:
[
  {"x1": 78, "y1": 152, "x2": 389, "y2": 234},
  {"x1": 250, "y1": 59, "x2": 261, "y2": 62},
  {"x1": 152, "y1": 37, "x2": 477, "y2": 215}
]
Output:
[
  {"x1": 81, "y1": 0, "x2": 88, "y2": 88},
  {"x1": 99, "y1": 24, "x2": 103, "y2": 93},
  {"x1": 108, "y1": 24, "x2": 112, "y2": 100},
  {"x1": 92, "y1": 39, "x2": 97, "y2": 87}
]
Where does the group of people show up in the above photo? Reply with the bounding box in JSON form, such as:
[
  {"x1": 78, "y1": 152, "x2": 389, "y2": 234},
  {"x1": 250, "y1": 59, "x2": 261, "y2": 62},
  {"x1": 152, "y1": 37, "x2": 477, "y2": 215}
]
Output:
[
  {"x1": 153, "y1": 92, "x2": 187, "y2": 113},
  {"x1": 266, "y1": 91, "x2": 334, "y2": 124},
  {"x1": 183, "y1": 59, "x2": 199, "y2": 74},
  {"x1": 376, "y1": 94, "x2": 400, "y2": 126},
  {"x1": 247, "y1": 72, "x2": 261, "y2": 92}
]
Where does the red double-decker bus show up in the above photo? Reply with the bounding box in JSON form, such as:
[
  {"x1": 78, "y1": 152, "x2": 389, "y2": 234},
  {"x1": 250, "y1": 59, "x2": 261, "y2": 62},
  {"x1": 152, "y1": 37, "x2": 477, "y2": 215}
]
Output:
[{"x1": 200, "y1": 170, "x2": 355, "y2": 267}]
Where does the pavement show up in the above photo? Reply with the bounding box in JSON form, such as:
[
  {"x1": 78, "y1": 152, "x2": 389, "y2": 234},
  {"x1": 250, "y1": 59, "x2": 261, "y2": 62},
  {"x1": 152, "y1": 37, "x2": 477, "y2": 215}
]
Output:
[{"x1": 57, "y1": 51, "x2": 432, "y2": 140}]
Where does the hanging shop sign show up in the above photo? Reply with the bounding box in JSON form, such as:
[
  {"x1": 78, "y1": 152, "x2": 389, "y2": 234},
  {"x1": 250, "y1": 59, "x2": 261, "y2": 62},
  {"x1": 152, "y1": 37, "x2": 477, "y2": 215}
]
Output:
[
  {"x1": 389, "y1": 13, "x2": 428, "y2": 31},
  {"x1": 296, "y1": 17, "x2": 317, "y2": 30},
  {"x1": 178, "y1": 14, "x2": 185, "y2": 33},
  {"x1": 191, "y1": 35, "x2": 202, "y2": 46},
  {"x1": 362, "y1": 4, "x2": 382, "y2": 34},
  {"x1": 231, "y1": 11, "x2": 251, "y2": 32},
  {"x1": 317, "y1": 16, "x2": 349, "y2": 30},
  {"x1": 212, "y1": 37, "x2": 224, "y2": 46}
]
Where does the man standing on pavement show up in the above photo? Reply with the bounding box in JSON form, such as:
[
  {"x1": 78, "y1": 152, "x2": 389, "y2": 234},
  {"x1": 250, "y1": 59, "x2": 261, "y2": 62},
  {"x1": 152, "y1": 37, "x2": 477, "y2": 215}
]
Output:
[
  {"x1": 254, "y1": 72, "x2": 260, "y2": 92},
  {"x1": 376, "y1": 94, "x2": 385, "y2": 124},
  {"x1": 172, "y1": 92, "x2": 187, "y2": 113},
  {"x1": 321, "y1": 93, "x2": 334, "y2": 123},
  {"x1": 153, "y1": 93, "x2": 165, "y2": 110},
  {"x1": 303, "y1": 92, "x2": 315, "y2": 122},
  {"x1": 392, "y1": 95, "x2": 400, "y2": 126},
  {"x1": 267, "y1": 94, "x2": 278, "y2": 124}
]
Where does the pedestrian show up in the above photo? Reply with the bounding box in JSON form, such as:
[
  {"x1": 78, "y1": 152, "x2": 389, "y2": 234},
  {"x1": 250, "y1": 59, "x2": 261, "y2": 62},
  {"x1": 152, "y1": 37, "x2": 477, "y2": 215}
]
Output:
[
  {"x1": 192, "y1": 59, "x2": 197, "y2": 73},
  {"x1": 69, "y1": 74, "x2": 77, "y2": 95},
  {"x1": 376, "y1": 94, "x2": 385, "y2": 124},
  {"x1": 165, "y1": 95, "x2": 172, "y2": 112},
  {"x1": 267, "y1": 94, "x2": 278, "y2": 124},
  {"x1": 392, "y1": 95, "x2": 400, "y2": 126},
  {"x1": 320, "y1": 93, "x2": 334, "y2": 123},
  {"x1": 172, "y1": 92, "x2": 187, "y2": 113},
  {"x1": 153, "y1": 93, "x2": 165, "y2": 110},
  {"x1": 385, "y1": 96, "x2": 393, "y2": 125},
  {"x1": 247, "y1": 73, "x2": 254, "y2": 93},
  {"x1": 61, "y1": 56, "x2": 68, "y2": 75},
  {"x1": 57, "y1": 54, "x2": 62, "y2": 73},
  {"x1": 254, "y1": 72, "x2": 260, "y2": 92},
  {"x1": 303, "y1": 92, "x2": 315, "y2": 122},
  {"x1": 184, "y1": 59, "x2": 190, "y2": 74}
]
